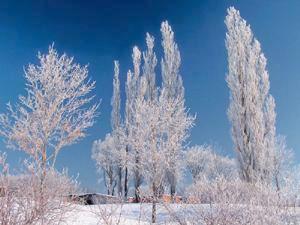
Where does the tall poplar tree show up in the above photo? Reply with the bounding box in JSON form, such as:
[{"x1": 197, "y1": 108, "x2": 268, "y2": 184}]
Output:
[{"x1": 225, "y1": 7, "x2": 276, "y2": 184}]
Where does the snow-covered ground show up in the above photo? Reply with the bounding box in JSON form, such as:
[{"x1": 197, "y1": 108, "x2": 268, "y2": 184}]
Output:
[
  {"x1": 64, "y1": 203, "x2": 181, "y2": 225},
  {"x1": 63, "y1": 203, "x2": 300, "y2": 225}
]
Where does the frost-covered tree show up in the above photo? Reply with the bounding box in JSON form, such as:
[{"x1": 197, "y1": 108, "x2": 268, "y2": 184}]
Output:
[
  {"x1": 0, "y1": 45, "x2": 98, "y2": 186},
  {"x1": 103, "y1": 20, "x2": 193, "y2": 219},
  {"x1": 111, "y1": 61, "x2": 121, "y2": 141},
  {"x1": 142, "y1": 33, "x2": 158, "y2": 101},
  {"x1": 161, "y1": 21, "x2": 184, "y2": 101},
  {"x1": 92, "y1": 61, "x2": 125, "y2": 197},
  {"x1": 263, "y1": 95, "x2": 277, "y2": 181},
  {"x1": 186, "y1": 145, "x2": 237, "y2": 182},
  {"x1": 122, "y1": 34, "x2": 158, "y2": 201},
  {"x1": 124, "y1": 69, "x2": 134, "y2": 199},
  {"x1": 273, "y1": 135, "x2": 294, "y2": 191},
  {"x1": 225, "y1": 7, "x2": 276, "y2": 184},
  {"x1": 132, "y1": 48, "x2": 143, "y2": 202},
  {"x1": 133, "y1": 89, "x2": 193, "y2": 223},
  {"x1": 160, "y1": 21, "x2": 192, "y2": 197},
  {"x1": 186, "y1": 145, "x2": 215, "y2": 181},
  {"x1": 124, "y1": 46, "x2": 144, "y2": 202},
  {"x1": 125, "y1": 21, "x2": 193, "y2": 222},
  {"x1": 111, "y1": 61, "x2": 124, "y2": 196},
  {"x1": 92, "y1": 134, "x2": 118, "y2": 195},
  {"x1": 133, "y1": 93, "x2": 167, "y2": 223}
]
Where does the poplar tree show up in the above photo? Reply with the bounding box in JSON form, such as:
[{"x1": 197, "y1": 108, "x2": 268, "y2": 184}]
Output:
[{"x1": 225, "y1": 7, "x2": 276, "y2": 183}]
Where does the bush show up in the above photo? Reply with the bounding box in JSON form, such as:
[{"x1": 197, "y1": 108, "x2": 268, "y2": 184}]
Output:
[
  {"x1": 166, "y1": 176, "x2": 299, "y2": 225},
  {"x1": 0, "y1": 154, "x2": 78, "y2": 225}
]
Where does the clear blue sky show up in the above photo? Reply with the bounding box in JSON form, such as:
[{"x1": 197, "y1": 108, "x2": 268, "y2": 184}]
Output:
[{"x1": 1, "y1": 0, "x2": 300, "y2": 191}]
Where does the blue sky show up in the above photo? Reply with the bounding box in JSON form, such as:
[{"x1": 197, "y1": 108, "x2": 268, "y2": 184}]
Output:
[{"x1": 1, "y1": 0, "x2": 300, "y2": 191}]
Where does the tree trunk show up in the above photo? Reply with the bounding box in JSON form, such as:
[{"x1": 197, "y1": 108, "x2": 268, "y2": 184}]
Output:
[
  {"x1": 168, "y1": 171, "x2": 176, "y2": 202},
  {"x1": 40, "y1": 146, "x2": 47, "y2": 190},
  {"x1": 134, "y1": 153, "x2": 142, "y2": 202},
  {"x1": 275, "y1": 174, "x2": 280, "y2": 192},
  {"x1": 124, "y1": 166, "x2": 128, "y2": 199},
  {"x1": 170, "y1": 183, "x2": 176, "y2": 202},
  {"x1": 134, "y1": 175, "x2": 141, "y2": 203},
  {"x1": 152, "y1": 201, "x2": 156, "y2": 223},
  {"x1": 124, "y1": 145, "x2": 129, "y2": 199},
  {"x1": 108, "y1": 172, "x2": 114, "y2": 196},
  {"x1": 117, "y1": 167, "x2": 122, "y2": 197},
  {"x1": 39, "y1": 146, "x2": 47, "y2": 224},
  {"x1": 152, "y1": 183, "x2": 157, "y2": 224}
]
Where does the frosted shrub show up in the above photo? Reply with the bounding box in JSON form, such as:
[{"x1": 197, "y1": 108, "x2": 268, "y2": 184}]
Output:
[
  {"x1": 0, "y1": 156, "x2": 78, "y2": 225},
  {"x1": 91, "y1": 197, "x2": 125, "y2": 225},
  {"x1": 167, "y1": 176, "x2": 298, "y2": 225}
]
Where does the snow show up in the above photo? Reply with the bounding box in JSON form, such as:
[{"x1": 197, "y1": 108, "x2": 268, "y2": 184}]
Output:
[
  {"x1": 63, "y1": 203, "x2": 180, "y2": 225},
  {"x1": 63, "y1": 203, "x2": 300, "y2": 225}
]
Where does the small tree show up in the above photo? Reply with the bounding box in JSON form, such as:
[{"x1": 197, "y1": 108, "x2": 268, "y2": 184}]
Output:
[
  {"x1": 92, "y1": 134, "x2": 119, "y2": 195},
  {"x1": 273, "y1": 135, "x2": 294, "y2": 191},
  {"x1": 186, "y1": 145, "x2": 237, "y2": 182},
  {"x1": 0, "y1": 46, "x2": 98, "y2": 180},
  {"x1": 133, "y1": 94, "x2": 167, "y2": 223}
]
